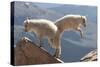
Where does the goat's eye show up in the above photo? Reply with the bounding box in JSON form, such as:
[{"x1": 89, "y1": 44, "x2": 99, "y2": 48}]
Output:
[{"x1": 83, "y1": 18, "x2": 85, "y2": 23}]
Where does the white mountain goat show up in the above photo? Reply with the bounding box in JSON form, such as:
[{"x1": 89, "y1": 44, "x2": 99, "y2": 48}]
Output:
[
  {"x1": 24, "y1": 18, "x2": 58, "y2": 48},
  {"x1": 24, "y1": 18, "x2": 61, "y2": 58},
  {"x1": 49, "y1": 15, "x2": 87, "y2": 58},
  {"x1": 55, "y1": 15, "x2": 87, "y2": 38}
]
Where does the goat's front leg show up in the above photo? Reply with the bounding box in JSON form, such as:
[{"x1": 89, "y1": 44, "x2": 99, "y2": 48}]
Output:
[
  {"x1": 76, "y1": 28, "x2": 83, "y2": 38},
  {"x1": 53, "y1": 47, "x2": 61, "y2": 58},
  {"x1": 38, "y1": 35, "x2": 43, "y2": 47},
  {"x1": 39, "y1": 39, "x2": 42, "y2": 47}
]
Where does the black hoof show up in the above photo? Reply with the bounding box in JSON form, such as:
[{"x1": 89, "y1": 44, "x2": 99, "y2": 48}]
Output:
[
  {"x1": 38, "y1": 44, "x2": 42, "y2": 48},
  {"x1": 53, "y1": 55, "x2": 60, "y2": 59}
]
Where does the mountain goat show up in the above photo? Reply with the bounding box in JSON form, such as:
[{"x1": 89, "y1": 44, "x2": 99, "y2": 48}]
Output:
[
  {"x1": 49, "y1": 15, "x2": 87, "y2": 58},
  {"x1": 24, "y1": 18, "x2": 58, "y2": 48},
  {"x1": 55, "y1": 15, "x2": 87, "y2": 38},
  {"x1": 24, "y1": 18, "x2": 61, "y2": 58}
]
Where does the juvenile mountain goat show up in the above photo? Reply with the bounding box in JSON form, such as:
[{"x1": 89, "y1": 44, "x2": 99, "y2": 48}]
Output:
[
  {"x1": 55, "y1": 15, "x2": 87, "y2": 38},
  {"x1": 49, "y1": 15, "x2": 87, "y2": 58},
  {"x1": 24, "y1": 18, "x2": 58, "y2": 48},
  {"x1": 24, "y1": 18, "x2": 62, "y2": 58}
]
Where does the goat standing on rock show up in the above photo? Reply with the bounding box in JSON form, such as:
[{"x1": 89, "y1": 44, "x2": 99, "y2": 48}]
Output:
[{"x1": 24, "y1": 18, "x2": 60, "y2": 58}]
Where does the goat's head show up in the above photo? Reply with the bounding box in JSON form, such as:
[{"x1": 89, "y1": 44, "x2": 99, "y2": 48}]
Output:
[
  {"x1": 24, "y1": 17, "x2": 30, "y2": 32},
  {"x1": 81, "y1": 16, "x2": 87, "y2": 27}
]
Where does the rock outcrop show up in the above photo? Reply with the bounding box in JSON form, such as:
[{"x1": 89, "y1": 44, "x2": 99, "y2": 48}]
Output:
[
  {"x1": 80, "y1": 49, "x2": 97, "y2": 62},
  {"x1": 14, "y1": 37, "x2": 63, "y2": 66}
]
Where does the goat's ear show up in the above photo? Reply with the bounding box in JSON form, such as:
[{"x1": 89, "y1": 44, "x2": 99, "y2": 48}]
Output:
[
  {"x1": 82, "y1": 16, "x2": 86, "y2": 19},
  {"x1": 24, "y1": 17, "x2": 29, "y2": 24},
  {"x1": 26, "y1": 17, "x2": 29, "y2": 22}
]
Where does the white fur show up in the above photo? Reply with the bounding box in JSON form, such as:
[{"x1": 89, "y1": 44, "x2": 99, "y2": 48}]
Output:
[
  {"x1": 23, "y1": 15, "x2": 87, "y2": 58},
  {"x1": 55, "y1": 15, "x2": 86, "y2": 38},
  {"x1": 24, "y1": 18, "x2": 58, "y2": 48},
  {"x1": 50, "y1": 15, "x2": 87, "y2": 58}
]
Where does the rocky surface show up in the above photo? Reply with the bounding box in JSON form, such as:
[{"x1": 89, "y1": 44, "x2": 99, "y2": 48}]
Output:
[
  {"x1": 14, "y1": 36, "x2": 97, "y2": 66},
  {"x1": 80, "y1": 49, "x2": 97, "y2": 62},
  {"x1": 14, "y1": 37, "x2": 63, "y2": 66}
]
